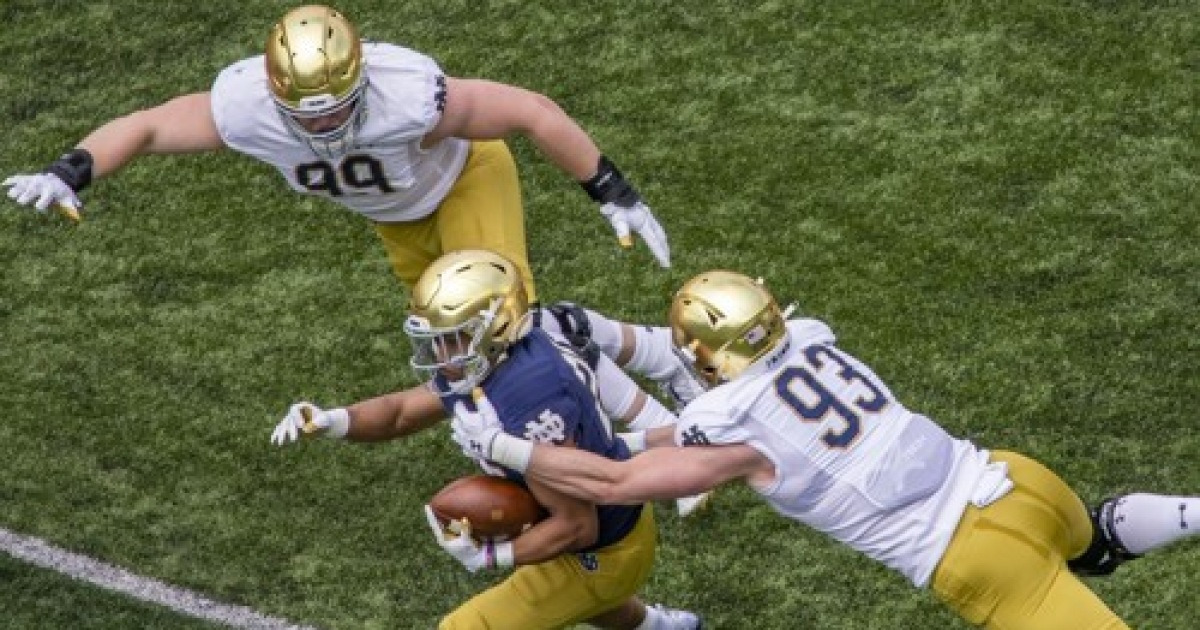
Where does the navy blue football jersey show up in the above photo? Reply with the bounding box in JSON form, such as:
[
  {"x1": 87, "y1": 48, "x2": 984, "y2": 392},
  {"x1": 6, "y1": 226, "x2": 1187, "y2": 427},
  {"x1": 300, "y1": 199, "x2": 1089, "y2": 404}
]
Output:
[{"x1": 440, "y1": 328, "x2": 642, "y2": 551}]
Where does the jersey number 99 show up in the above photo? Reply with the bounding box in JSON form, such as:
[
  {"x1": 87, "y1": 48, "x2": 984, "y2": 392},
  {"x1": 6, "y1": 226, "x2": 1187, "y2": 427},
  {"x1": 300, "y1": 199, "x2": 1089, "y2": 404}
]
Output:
[{"x1": 296, "y1": 155, "x2": 395, "y2": 196}]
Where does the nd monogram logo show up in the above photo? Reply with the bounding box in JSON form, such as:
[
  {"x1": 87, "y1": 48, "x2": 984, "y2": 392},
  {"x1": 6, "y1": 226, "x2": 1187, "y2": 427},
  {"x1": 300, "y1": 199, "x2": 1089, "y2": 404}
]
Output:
[
  {"x1": 681, "y1": 425, "x2": 711, "y2": 446},
  {"x1": 524, "y1": 409, "x2": 567, "y2": 444}
]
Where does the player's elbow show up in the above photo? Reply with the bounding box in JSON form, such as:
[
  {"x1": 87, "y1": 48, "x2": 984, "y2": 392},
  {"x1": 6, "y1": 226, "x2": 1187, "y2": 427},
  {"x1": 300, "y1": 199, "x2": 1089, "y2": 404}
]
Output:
[
  {"x1": 527, "y1": 90, "x2": 563, "y2": 114},
  {"x1": 518, "y1": 91, "x2": 569, "y2": 135},
  {"x1": 572, "y1": 519, "x2": 599, "y2": 549},
  {"x1": 103, "y1": 109, "x2": 160, "y2": 150},
  {"x1": 590, "y1": 479, "x2": 641, "y2": 506},
  {"x1": 550, "y1": 514, "x2": 598, "y2": 551}
]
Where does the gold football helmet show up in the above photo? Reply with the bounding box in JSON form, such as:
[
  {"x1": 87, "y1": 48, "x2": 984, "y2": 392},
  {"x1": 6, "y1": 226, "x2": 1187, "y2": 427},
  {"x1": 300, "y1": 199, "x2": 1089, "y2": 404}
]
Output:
[
  {"x1": 669, "y1": 270, "x2": 790, "y2": 388},
  {"x1": 405, "y1": 250, "x2": 532, "y2": 395},
  {"x1": 265, "y1": 5, "x2": 367, "y2": 158}
]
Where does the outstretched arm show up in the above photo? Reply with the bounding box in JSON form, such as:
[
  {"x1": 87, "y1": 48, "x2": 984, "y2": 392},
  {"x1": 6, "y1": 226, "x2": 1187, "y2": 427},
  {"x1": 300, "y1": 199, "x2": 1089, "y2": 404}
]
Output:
[
  {"x1": 423, "y1": 78, "x2": 600, "y2": 179},
  {"x1": 523, "y1": 442, "x2": 764, "y2": 505},
  {"x1": 4, "y1": 92, "x2": 225, "y2": 218},
  {"x1": 451, "y1": 390, "x2": 765, "y2": 504},
  {"x1": 424, "y1": 78, "x2": 670, "y2": 267},
  {"x1": 78, "y1": 92, "x2": 225, "y2": 178},
  {"x1": 271, "y1": 383, "x2": 446, "y2": 446},
  {"x1": 343, "y1": 385, "x2": 447, "y2": 441}
]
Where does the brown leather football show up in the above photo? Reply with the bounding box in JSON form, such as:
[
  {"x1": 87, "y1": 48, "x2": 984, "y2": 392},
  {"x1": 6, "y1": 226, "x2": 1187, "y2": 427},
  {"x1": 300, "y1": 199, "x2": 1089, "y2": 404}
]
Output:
[{"x1": 429, "y1": 474, "x2": 542, "y2": 540}]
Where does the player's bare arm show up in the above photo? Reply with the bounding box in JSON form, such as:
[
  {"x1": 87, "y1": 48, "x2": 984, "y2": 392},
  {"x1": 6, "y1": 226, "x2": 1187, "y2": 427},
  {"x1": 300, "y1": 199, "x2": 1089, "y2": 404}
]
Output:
[
  {"x1": 343, "y1": 384, "x2": 446, "y2": 441},
  {"x1": 507, "y1": 472, "x2": 600, "y2": 566},
  {"x1": 525, "y1": 443, "x2": 768, "y2": 505},
  {"x1": 4, "y1": 92, "x2": 225, "y2": 219},
  {"x1": 422, "y1": 79, "x2": 671, "y2": 267},
  {"x1": 78, "y1": 92, "x2": 226, "y2": 178},
  {"x1": 421, "y1": 78, "x2": 601, "y2": 180},
  {"x1": 270, "y1": 383, "x2": 445, "y2": 446}
]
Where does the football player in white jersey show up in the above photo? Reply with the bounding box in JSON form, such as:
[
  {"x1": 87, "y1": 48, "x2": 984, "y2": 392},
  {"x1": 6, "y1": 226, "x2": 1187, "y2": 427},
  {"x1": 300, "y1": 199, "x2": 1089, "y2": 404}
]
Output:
[
  {"x1": 0, "y1": 5, "x2": 710, "y2": 476},
  {"x1": 3, "y1": 5, "x2": 668, "y2": 288},
  {"x1": 454, "y1": 270, "x2": 1200, "y2": 630}
]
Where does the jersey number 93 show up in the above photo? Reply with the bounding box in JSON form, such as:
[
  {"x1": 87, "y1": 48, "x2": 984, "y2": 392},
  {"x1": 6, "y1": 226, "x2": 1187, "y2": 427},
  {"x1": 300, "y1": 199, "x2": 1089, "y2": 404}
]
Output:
[{"x1": 774, "y1": 345, "x2": 891, "y2": 449}]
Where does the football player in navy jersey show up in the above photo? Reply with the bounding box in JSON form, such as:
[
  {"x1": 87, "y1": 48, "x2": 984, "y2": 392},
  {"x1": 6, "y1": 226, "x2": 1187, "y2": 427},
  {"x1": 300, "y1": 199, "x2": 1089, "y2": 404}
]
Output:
[{"x1": 271, "y1": 249, "x2": 699, "y2": 630}]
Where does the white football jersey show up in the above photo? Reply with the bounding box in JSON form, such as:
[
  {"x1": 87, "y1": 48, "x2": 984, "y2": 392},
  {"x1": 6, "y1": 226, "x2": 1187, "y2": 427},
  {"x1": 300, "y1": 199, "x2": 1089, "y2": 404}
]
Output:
[
  {"x1": 675, "y1": 319, "x2": 1010, "y2": 587},
  {"x1": 210, "y1": 42, "x2": 469, "y2": 222}
]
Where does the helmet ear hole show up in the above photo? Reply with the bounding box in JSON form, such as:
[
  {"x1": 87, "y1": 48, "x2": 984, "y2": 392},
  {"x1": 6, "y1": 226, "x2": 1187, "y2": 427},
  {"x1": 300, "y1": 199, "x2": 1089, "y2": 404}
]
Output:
[{"x1": 669, "y1": 270, "x2": 788, "y2": 386}]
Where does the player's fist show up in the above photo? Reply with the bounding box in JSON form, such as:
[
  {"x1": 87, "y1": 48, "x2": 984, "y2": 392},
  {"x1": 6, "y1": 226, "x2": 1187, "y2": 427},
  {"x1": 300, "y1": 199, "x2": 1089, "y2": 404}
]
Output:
[
  {"x1": 423, "y1": 505, "x2": 512, "y2": 572},
  {"x1": 450, "y1": 390, "x2": 534, "y2": 472},
  {"x1": 270, "y1": 402, "x2": 349, "y2": 445},
  {"x1": 450, "y1": 391, "x2": 504, "y2": 462},
  {"x1": 3, "y1": 173, "x2": 82, "y2": 216}
]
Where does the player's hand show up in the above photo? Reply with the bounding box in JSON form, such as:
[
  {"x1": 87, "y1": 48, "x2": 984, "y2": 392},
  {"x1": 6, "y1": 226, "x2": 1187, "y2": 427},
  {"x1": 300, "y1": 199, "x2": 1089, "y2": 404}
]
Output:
[
  {"x1": 450, "y1": 390, "x2": 504, "y2": 462},
  {"x1": 3, "y1": 173, "x2": 82, "y2": 217},
  {"x1": 423, "y1": 505, "x2": 505, "y2": 573},
  {"x1": 270, "y1": 402, "x2": 344, "y2": 445},
  {"x1": 599, "y1": 200, "x2": 671, "y2": 268}
]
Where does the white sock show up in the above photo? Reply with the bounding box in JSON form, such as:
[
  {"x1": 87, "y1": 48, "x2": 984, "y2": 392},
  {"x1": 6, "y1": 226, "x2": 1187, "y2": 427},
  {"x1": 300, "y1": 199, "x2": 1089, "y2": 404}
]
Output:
[
  {"x1": 635, "y1": 604, "x2": 696, "y2": 630},
  {"x1": 1108, "y1": 493, "x2": 1200, "y2": 555},
  {"x1": 635, "y1": 605, "x2": 666, "y2": 630},
  {"x1": 627, "y1": 325, "x2": 679, "y2": 381}
]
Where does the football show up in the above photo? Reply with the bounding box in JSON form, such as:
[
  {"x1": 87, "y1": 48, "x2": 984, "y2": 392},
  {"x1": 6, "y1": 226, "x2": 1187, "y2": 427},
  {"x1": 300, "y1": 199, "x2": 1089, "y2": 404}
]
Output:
[{"x1": 429, "y1": 474, "x2": 543, "y2": 540}]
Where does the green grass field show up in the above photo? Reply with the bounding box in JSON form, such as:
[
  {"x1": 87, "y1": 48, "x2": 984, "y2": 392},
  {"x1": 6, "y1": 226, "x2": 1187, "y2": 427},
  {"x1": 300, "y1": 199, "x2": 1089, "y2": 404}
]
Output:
[{"x1": 2, "y1": 1, "x2": 1197, "y2": 628}]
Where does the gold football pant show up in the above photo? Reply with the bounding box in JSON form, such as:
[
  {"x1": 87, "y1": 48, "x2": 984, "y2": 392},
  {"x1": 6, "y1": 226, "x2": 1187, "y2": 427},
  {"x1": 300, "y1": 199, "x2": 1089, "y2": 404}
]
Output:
[
  {"x1": 931, "y1": 451, "x2": 1128, "y2": 630},
  {"x1": 439, "y1": 507, "x2": 657, "y2": 630},
  {"x1": 373, "y1": 139, "x2": 537, "y2": 301}
]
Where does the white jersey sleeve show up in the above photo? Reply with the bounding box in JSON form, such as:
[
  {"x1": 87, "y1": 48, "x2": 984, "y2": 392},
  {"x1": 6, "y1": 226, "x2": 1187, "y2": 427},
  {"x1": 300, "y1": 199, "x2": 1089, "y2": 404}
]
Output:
[
  {"x1": 356, "y1": 43, "x2": 448, "y2": 141},
  {"x1": 673, "y1": 387, "x2": 747, "y2": 446},
  {"x1": 210, "y1": 56, "x2": 294, "y2": 161}
]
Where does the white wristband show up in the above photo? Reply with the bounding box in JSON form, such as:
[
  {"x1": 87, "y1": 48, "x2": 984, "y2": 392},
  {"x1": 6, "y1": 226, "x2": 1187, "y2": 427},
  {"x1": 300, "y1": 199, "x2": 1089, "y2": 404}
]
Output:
[
  {"x1": 489, "y1": 540, "x2": 515, "y2": 568},
  {"x1": 325, "y1": 407, "x2": 350, "y2": 439},
  {"x1": 489, "y1": 433, "x2": 534, "y2": 473},
  {"x1": 618, "y1": 431, "x2": 647, "y2": 454}
]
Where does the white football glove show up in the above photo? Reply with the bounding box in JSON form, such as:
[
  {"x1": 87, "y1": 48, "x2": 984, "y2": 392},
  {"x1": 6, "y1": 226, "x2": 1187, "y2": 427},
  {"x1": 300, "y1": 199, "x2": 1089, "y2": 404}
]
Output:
[
  {"x1": 3, "y1": 173, "x2": 82, "y2": 216},
  {"x1": 270, "y1": 402, "x2": 349, "y2": 446},
  {"x1": 422, "y1": 505, "x2": 513, "y2": 572},
  {"x1": 450, "y1": 393, "x2": 505, "y2": 462},
  {"x1": 599, "y1": 200, "x2": 671, "y2": 268},
  {"x1": 451, "y1": 391, "x2": 534, "y2": 472}
]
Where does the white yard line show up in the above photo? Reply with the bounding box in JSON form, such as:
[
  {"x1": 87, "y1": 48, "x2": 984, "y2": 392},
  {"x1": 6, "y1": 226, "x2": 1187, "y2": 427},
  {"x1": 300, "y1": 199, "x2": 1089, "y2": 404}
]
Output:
[{"x1": 0, "y1": 526, "x2": 318, "y2": 630}]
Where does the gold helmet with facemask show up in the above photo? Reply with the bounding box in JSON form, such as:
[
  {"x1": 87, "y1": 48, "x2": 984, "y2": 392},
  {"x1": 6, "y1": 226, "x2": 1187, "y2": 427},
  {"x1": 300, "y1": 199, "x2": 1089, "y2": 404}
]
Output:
[
  {"x1": 405, "y1": 250, "x2": 532, "y2": 396},
  {"x1": 669, "y1": 270, "x2": 790, "y2": 388},
  {"x1": 264, "y1": 5, "x2": 367, "y2": 158}
]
